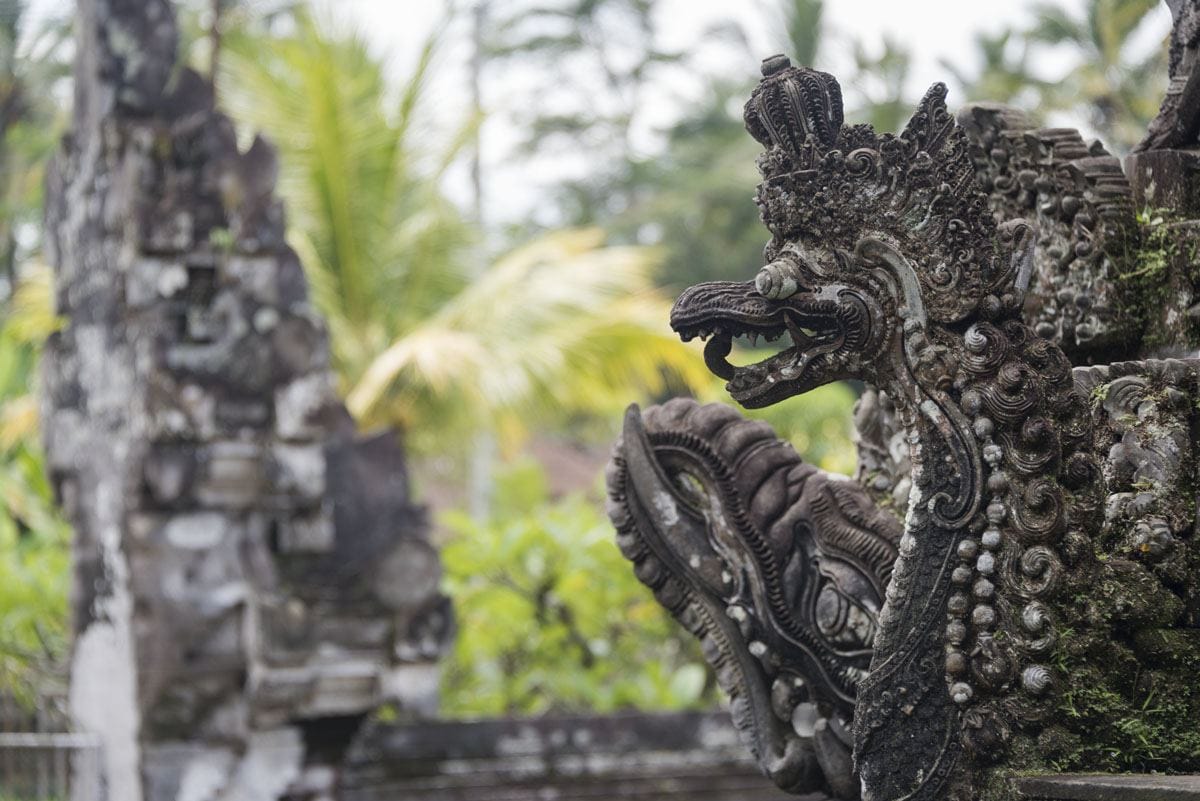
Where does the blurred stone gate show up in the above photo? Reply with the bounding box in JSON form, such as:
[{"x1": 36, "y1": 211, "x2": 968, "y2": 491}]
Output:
[{"x1": 39, "y1": 0, "x2": 450, "y2": 798}]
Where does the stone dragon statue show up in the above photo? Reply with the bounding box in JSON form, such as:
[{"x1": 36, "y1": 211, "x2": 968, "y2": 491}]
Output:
[
  {"x1": 607, "y1": 398, "x2": 900, "y2": 798},
  {"x1": 606, "y1": 53, "x2": 1200, "y2": 801}
]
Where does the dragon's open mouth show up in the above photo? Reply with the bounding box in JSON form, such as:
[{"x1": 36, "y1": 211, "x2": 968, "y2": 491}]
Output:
[{"x1": 671, "y1": 284, "x2": 846, "y2": 407}]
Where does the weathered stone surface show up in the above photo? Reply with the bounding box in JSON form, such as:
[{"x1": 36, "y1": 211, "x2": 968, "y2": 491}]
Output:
[
  {"x1": 1128, "y1": 150, "x2": 1200, "y2": 216},
  {"x1": 43, "y1": 1, "x2": 451, "y2": 798},
  {"x1": 608, "y1": 41, "x2": 1200, "y2": 801},
  {"x1": 1014, "y1": 774, "x2": 1200, "y2": 800},
  {"x1": 606, "y1": 399, "x2": 898, "y2": 797},
  {"x1": 959, "y1": 103, "x2": 1142, "y2": 363}
]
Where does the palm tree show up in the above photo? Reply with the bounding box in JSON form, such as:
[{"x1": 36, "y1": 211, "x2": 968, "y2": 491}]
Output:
[
  {"x1": 941, "y1": 30, "x2": 1048, "y2": 110},
  {"x1": 223, "y1": 12, "x2": 476, "y2": 389},
  {"x1": 774, "y1": 0, "x2": 824, "y2": 67},
  {"x1": 1027, "y1": 0, "x2": 1167, "y2": 151},
  {"x1": 219, "y1": 11, "x2": 708, "y2": 462},
  {"x1": 345, "y1": 227, "x2": 711, "y2": 445}
]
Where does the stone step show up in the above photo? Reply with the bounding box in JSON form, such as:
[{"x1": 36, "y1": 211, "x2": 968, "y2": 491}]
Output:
[{"x1": 1015, "y1": 774, "x2": 1200, "y2": 800}]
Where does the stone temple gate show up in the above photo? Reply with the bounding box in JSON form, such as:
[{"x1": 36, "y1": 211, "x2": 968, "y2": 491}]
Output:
[{"x1": 43, "y1": 0, "x2": 450, "y2": 798}]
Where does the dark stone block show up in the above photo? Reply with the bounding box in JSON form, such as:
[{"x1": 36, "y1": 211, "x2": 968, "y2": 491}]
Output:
[{"x1": 1126, "y1": 150, "x2": 1200, "y2": 216}]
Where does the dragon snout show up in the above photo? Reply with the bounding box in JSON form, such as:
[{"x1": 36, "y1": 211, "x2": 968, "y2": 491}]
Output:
[{"x1": 670, "y1": 281, "x2": 759, "y2": 332}]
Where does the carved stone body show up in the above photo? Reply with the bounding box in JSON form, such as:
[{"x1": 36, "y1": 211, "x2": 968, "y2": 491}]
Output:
[
  {"x1": 607, "y1": 399, "x2": 899, "y2": 797},
  {"x1": 607, "y1": 51, "x2": 1200, "y2": 801}
]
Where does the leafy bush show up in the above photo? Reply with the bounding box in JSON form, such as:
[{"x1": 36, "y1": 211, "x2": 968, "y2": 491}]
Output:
[
  {"x1": 439, "y1": 459, "x2": 713, "y2": 716},
  {"x1": 0, "y1": 271, "x2": 70, "y2": 704}
]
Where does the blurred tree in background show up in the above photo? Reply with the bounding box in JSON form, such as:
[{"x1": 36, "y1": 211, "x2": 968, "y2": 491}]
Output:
[
  {"x1": 1027, "y1": 0, "x2": 1165, "y2": 150},
  {"x1": 1, "y1": 0, "x2": 67, "y2": 292},
  {"x1": 845, "y1": 35, "x2": 915, "y2": 133},
  {"x1": 940, "y1": 30, "x2": 1046, "y2": 108},
  {"x1": 213, "y1": 11, "x2": 855, "y2": 712},
  {"x1": 0, "y1": 0, "x2": 70, "y2": 706},
  {"x1": 485, "y1": 0, "x2": 687, "y2": 228},
  {"x1": 0, "y1": 0, "x2": 1174, "y2": 714},
  {"x1": 220, "y1": 12, "x2": 708, "y2": 461},
  {"x1": 943, "y1": 0, "x2": 1166, "y2": 148}
]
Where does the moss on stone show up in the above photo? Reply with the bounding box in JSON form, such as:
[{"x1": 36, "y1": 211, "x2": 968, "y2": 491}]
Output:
[
  {"x1": 1042, "y1": 559, "x2": 1200, "y2": 775},
  {"x1": 1123, "y1": 210, "x2": 1200, "y2": 350}
]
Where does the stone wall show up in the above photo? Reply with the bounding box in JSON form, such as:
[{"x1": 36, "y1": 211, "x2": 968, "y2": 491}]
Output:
[
  {"x1": 342, "y1": 711, "x2": 824, "y2": 801},
  {"x1": 41, "y1": 1, "x2": 450, "y2": 799}
]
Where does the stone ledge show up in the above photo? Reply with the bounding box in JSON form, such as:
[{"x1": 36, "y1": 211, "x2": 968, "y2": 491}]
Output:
[
  {"x1": 342, "y1": 711, "x2": 821, "y2": 800},
  {"x1": 1015, "y1": 774, "x2": 1200, "y2": 800}
]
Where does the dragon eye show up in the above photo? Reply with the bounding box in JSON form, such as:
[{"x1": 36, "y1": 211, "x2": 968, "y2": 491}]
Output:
[
  {"x1": 815, "y1": 582, "x2": 876, "y2": 648},
  {"x1": 673, "y1": 471, "x2": 705, "y2": 504}
]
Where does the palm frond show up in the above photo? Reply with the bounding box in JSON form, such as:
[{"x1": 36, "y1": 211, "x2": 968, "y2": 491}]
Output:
[
  {"x1": 347, "y1": 228, "x2": 709, "y2": 449},
  {"x1": 4, "y1": 263, "x2": 61, "y2": 344},
  {"x1": 221, "y1": 6, "x2": 475, "y2": 386}
]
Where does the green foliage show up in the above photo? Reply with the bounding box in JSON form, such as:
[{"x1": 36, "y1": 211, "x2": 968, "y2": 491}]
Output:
[
  {"x1": 699, "y1": 377, "x2": 858, "y2": 475},
  {"x1": 0, "y1": 270, "x2": 69, "y2": 705},
  {"x1": 1118, "y1": 207, "x2": 1199, "y2": 351},
  {"x1": 1053, "y1": 662, "x2": 1200, "y2": 772},
  {"x1": 344, "y1": 228, "x2": 712, "y2": 455},
  {"x1": 1028, "y1": 0, "x2": 1165, "y2": 151},
  {"x1": 1125, "y1": 208, "x2": 1176, "y2": 281},
  {"x1": 439, "y1": 458, "x2": 715, "y2": 715},
  {"x1": 0, "y1": 0, "x2": 70, "y2": 706}
]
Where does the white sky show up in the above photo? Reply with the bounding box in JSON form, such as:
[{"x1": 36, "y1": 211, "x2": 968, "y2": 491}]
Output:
[
  {"x1": 28, "y1": 0, "x2": 1174, "y2": 226},
  {"x1": 323, "y1": 0, "x2": 1172, "y2": 228}
]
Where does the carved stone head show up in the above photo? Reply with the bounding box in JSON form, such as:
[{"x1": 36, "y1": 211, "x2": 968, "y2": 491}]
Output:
[{"x1": 670, "y1": 58, "x2": 1031, "y2": 407}]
